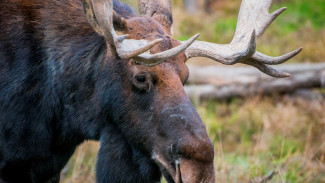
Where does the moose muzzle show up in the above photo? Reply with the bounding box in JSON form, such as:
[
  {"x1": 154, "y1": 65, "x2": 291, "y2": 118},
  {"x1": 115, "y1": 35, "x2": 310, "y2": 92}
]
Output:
[{"x1": 152, "y1": 102, "x2": 215, "y2": 183}]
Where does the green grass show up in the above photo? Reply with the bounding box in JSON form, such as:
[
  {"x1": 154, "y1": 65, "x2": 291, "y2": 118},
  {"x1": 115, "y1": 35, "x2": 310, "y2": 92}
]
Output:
[
  {"x1": 199, "y1": 95, "x2": 325, "y2": 183},
  {"x1": 272, "y1": 0, "x2": 325, "y2": 31}
]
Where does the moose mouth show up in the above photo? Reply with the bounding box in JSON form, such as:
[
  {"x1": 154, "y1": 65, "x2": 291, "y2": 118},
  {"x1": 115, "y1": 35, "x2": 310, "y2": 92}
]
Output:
[{"x1": 152, "y1": 153, "x2": 183, "y2": 183}]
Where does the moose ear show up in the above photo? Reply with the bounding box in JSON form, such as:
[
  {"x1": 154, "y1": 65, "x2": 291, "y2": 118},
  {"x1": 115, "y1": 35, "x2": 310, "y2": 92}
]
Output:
[
  {"x1": 113, "y1": 12, "x2": 128, "y2": 32},
  {"x1": 138, "y1": 0, "x2": 173, "y2": 35}
]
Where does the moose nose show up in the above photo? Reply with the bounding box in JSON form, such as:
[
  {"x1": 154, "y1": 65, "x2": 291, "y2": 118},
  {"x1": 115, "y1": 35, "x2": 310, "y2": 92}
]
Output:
[
  {"x1": 176, "y1": 132, "x2": 214, "y2": 163},
  {"x1": 174, "y1": 133, "x2": 215, "y2": 183}
]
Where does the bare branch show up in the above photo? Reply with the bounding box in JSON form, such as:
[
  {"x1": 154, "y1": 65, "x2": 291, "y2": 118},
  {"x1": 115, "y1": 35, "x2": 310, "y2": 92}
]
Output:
[{"x1": 250, "y1": 171, "x2": 277, "y2": 183}]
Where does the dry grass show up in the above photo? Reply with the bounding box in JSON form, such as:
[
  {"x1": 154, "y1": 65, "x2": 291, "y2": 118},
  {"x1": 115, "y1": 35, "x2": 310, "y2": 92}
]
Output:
[
  {"x1": 60, "y1": 142, "x2": 99, "y2": 183},
  {"x1": 200, "y1": 93, "x2": 325, "y2": 183}
]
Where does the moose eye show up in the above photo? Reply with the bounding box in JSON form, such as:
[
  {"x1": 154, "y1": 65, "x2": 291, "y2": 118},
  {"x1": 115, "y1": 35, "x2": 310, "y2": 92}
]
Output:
[{"x1": 135, "y1": 75, "x2": 146, "y2": 83}]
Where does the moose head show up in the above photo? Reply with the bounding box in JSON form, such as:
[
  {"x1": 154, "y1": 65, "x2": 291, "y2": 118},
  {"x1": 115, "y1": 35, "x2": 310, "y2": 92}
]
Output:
[{"x1": 79, "y1": 0, "x2": 301, "y2": 182}]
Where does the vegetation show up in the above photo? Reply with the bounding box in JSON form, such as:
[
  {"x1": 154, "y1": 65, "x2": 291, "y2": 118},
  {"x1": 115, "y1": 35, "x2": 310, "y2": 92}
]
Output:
[
  {"x1": 200, "y1": 94, "x2": 325, "y2": 183},
  {"x1": 61, "y1": 0, "x2": 325, "y2": 182}
]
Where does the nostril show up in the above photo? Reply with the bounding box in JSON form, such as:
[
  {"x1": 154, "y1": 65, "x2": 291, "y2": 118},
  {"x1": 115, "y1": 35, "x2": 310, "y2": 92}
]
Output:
[
  {"x1": 175, "y1": 160, "x2": 182, "y2": 183},
  {"x1": 178, "y1": 159, "x2": 215, "y2": 183},
  {"x1": 176, "y1": 138, "x2": 214, "y2": 163}
]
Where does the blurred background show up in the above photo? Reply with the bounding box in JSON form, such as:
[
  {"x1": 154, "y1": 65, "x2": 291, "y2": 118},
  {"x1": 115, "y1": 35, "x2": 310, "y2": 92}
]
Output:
[{"x1": 61, "y1": 0, "x2": 325, "y2": 182}]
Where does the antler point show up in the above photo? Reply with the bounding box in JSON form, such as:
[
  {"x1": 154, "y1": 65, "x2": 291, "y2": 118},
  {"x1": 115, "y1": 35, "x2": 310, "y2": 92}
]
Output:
[
  {"x1": 272, "y1": 7, "x2": 286, "y2": 17},
  {"x1": 282, "y1": 73, "x2": 291, "y2": 78}
]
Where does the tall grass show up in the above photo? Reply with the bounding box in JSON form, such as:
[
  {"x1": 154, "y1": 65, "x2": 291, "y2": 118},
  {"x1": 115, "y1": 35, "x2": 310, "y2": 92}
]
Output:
[{"x1": 200, "y1": 94, "x2": 325, "y2": 182}]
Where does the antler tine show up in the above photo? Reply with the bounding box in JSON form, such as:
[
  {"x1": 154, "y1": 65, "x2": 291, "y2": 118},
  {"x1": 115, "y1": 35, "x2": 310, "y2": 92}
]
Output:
[
  {"x1": 116, "y1": 38, "x2": 164, "y2": 60},
  {"x1": 232, "y1": 0, "x2": 286, "y2": 42},
  {"x1": 133, "y1": 34, "x2": 200, "y2": 67},
  {"x1": 253, "y1": 48, "x2": 303, "y2": 65},
  {"x1": 245, "y1": 60, "x2": 291, "y2": 78},
  {"x1": 185, "y1": 0, "x2": 302, "y2": 78}
]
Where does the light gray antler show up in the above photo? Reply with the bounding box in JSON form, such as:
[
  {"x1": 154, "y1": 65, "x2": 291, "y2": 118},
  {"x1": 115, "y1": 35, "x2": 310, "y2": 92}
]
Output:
[{"x1": 185, "y1": 0, "x2": 302, "y2": 77}]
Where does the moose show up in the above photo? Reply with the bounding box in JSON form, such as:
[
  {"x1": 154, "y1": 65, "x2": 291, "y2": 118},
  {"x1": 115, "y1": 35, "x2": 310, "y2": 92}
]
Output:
[{"x1": 0, "y1": 0, "x2": 301, "y2": 182}]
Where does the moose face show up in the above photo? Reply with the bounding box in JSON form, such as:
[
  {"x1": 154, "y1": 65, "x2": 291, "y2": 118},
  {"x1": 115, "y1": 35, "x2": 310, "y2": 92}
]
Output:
[{"x1": 105, "y1": 16, "x2": 215, "y2": 183}]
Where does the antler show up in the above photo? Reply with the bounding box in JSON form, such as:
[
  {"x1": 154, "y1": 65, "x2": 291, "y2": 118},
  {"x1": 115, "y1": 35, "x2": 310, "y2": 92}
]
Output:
[
  {"x1": 185, "y1": 0, "x2": 302, "y2": 77},
  {"x1": 81, "y1": 0, "x2": 198, "y2": 66},
  {"x1": 133, "y1": 34, "x2": 199, "y2": 66}
]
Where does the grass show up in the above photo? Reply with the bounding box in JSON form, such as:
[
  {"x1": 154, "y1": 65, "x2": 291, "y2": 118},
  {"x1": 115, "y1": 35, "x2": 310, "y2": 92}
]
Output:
[
  {"x1": 61, "y1": 93, "x2": 325, "y2": 183},
  {"x1": 200, "y1": 94, "x2": 325, "y2": 182},
  {"x1": 60, "y1": 142, "x2": 98, "y2": 183}
]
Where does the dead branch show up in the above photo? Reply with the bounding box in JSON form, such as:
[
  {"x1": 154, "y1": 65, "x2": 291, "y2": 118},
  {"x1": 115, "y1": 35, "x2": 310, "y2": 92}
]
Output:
[
  {"x1": 185, "y1": 63, "x2": 325, "y2": 101},
  {"x1": 249, "y1": 170, "x2": 277, "y2": 183}
]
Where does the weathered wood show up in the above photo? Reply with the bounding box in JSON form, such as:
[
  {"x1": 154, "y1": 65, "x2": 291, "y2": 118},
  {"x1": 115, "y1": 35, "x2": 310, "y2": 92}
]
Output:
[
  {"x1": 183, "y1": 0, "x2": 198, "y2": 14},
  {"x1": 185, "y1": 63, "x2": 325, "y2": 101},
  {"x1": 204, "y1": 0, "x2": 213, "y2": 14}
]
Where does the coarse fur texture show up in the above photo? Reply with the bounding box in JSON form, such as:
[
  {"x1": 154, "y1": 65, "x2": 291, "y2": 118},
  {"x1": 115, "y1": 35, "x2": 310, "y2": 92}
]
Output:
[{"x1": 0, "y1": 0, "x2": 214, "y2": 183}]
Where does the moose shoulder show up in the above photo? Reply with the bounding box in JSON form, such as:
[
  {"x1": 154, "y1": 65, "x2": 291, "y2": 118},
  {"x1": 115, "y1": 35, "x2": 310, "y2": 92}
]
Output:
[{"x1": 0, "y1": 0, "x2": 301, "y2": 182}]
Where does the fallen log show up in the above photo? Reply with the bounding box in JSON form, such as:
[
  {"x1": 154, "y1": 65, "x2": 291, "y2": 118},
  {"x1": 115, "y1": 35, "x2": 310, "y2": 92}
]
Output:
[{"x1": 185, "y1": 63, "x2": 325, "y2": 101}]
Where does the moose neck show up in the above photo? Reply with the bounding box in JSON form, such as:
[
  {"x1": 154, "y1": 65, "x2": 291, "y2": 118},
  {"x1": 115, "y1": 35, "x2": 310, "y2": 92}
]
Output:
[{"x1": 39, "y1": 0, "x2": 119, "y2": 141}]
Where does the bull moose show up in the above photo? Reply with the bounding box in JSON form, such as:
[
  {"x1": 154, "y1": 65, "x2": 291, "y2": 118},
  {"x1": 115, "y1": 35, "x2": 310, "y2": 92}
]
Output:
[{"x1": 0, "y1": 0, "x2": 301, "y2": 182}]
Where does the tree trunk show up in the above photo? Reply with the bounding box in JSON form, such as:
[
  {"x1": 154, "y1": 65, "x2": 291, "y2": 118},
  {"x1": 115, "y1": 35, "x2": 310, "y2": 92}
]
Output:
[
  {"x1": 204, "y1": 0, "x2": 213, "y2": 14},
  {"x1": 185, "y1": 63, "x2": 325, "y2": 101},
  {"x1": 183, "y1": 0, "x2": 198, "y2": 14}
]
